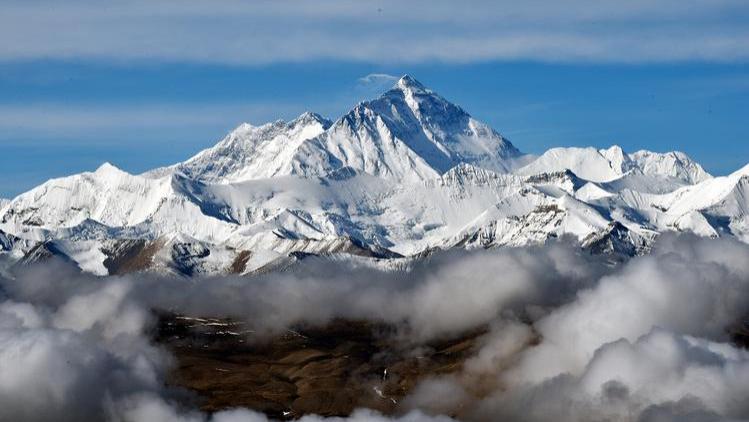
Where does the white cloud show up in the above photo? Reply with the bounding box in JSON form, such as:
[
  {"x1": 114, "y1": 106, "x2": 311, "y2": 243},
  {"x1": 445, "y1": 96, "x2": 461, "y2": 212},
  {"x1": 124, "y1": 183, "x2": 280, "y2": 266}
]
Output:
[
  {"x1": 3, "y1": 235, "x2": 749, "y2": 421},
  {"x1": 0, "y1": 103, "x2": 317, "y2": 139},
  {"x1": 355, "y1": 74, "x2": 401, "y2": 98},
  {"x1": 1, "y1": 0, "x2": 747, "y2": 64},
  {"x1": 358, "y1": 74, "x2": 400, "y2": 85},
  {"x1": 403, "y1": 234, "x2": 749, "y2": 421}
]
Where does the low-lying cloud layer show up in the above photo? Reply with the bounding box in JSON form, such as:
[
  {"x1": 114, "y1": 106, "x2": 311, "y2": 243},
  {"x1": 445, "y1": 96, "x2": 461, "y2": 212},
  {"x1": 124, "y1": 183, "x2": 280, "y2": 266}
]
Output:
[{"x1": 1, "y1": 234, "x2": 749, "y2": 421}]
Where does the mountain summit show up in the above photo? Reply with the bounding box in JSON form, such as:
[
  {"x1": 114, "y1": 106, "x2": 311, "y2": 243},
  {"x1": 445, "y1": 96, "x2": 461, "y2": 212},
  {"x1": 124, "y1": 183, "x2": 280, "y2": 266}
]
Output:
[
  {"x1": 395, "y1": 74, "x2": 426, "y2": 91},
  {"x1": 353, "y1": 74, "x2": 522, "y2": 174},
  {"x1": 160, "y1": 75, "x2": 523, "y2": 184}
]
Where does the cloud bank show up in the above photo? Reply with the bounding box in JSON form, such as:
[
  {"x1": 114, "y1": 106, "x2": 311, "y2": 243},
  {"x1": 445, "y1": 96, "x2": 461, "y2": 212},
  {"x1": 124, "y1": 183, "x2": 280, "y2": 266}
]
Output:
[
  {"x1": 1, "y1": 235, "x2": 749, "y2": 421},
  {"x1": 1, "y1": 0, "x2": 748, "y2": 64}
]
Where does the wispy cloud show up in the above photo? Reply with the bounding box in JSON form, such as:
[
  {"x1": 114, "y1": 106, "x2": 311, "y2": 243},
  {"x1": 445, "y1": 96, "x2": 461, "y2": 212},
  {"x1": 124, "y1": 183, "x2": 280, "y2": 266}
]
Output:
[
  {"x1": 358, "y1": 73, "x2": 400, "y2": 85},
  {"x1": 1, "y1": 0, "x2": 748, "y2": 64},
  {"x1": 0, "y1": 102, "x2": 316, "y2": 139},
  {"x1": 355, "y1": 73, "x2": 400, "y2": 98}
]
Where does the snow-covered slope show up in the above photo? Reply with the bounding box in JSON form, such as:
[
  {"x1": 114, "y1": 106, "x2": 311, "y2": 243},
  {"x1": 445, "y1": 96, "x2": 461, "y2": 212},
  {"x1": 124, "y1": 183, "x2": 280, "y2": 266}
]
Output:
[
  {"x1": 152, "y1": 112, "x2": 332, "y2": 183},
  {"x1": 517, "y1": 146, "x2": 711, "y2": 185},
  {"x1": 154, "y1": 75, "x2": 523, "y2": 184},
  {"x1": 304, "y1": 75, "x2": 522, "y2": 179},
  {"x1": 3, "y1": 163, "x2": 171, "y2": 230},
  {"x1": 1, "y1": 75, "x2": 745, "y2": 276},
  {"x1": 628, "y1": 150, "x2": 711, "y2": 184}
]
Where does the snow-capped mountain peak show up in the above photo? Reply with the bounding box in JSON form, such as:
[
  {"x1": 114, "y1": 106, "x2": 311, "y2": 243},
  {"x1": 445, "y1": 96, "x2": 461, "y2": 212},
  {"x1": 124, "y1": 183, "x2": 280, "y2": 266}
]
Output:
[
  {"x1": 395, "y1": 74, "x2": 428, "y2": 92},
  {"x1": 94, "y1": 162, "x2": 130, "y2": 180},
  {"x1": 164, "y1": 75, "x2": 524, "y2": 185},
  {"x1": 287, "y1": 111, "x2": 332, "y2": 132},
  {"x1": 628, "y1": 150, "x2": 712, "y2": 184},
  {"x1": 151, "y1": 111, "x2": 332, "y2": 183},
  {"x1": 95, "y1": 161, "x2": 120, "y2": 173},
  {"x1": 327, "y1": 75, "x2": 523, "y2": 175},
  {"x1": 518, "y1": 145, "x2": 711, "y2": 186}
]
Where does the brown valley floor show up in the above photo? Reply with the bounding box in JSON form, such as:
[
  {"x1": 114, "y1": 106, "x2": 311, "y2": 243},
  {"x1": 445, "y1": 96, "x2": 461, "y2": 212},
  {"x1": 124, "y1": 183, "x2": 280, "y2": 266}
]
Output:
[{"x1": 156, "y1": 314, "x2": 485, "y2": 419}]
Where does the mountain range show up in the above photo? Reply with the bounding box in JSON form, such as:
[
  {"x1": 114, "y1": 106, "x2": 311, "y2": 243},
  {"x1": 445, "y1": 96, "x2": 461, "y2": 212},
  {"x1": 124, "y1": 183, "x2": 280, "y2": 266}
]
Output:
[{"x1": 1, "y1": 75, "x2": 747, "y2": 276}]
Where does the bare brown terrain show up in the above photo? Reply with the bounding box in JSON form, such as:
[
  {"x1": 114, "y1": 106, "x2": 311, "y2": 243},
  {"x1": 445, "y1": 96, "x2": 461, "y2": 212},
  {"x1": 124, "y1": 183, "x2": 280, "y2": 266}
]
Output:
[
  {"x1": 155, "y1": 313, "x2": 749, "y2": 420},
  {"x1": 155, "y1": 314, "x2": 484, "y2": 419}
]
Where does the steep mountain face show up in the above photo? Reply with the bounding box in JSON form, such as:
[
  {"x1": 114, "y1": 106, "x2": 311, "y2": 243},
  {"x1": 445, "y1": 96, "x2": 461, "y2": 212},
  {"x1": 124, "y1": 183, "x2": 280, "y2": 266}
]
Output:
[
  {"x1": 306, "y1": 75, "x2": 522, "y2": 179},
  {"x1": 0, "y1": 229, "x2": 18, "y2": 252},
  {"x1": 0, "y1": 75, "x2": 745, "y2": 276}
]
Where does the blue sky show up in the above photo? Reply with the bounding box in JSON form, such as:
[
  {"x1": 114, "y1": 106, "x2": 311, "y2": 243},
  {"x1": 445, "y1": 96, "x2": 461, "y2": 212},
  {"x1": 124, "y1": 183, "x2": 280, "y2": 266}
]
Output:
[{"x1": 1, "y1": 0, "x2": 748, "y2": 198}]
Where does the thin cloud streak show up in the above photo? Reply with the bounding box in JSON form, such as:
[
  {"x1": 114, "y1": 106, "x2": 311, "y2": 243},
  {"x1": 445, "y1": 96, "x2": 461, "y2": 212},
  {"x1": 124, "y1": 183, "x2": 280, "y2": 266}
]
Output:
[
  {"x1": 1, "y1": 0, "x2": 748, "y2": 64},
  {"x1": 358, "y1": 73, "x2": 399, "y2": 85},
  {"x1": 0, "y1": 103, "x2": 321, "y2": 137}
]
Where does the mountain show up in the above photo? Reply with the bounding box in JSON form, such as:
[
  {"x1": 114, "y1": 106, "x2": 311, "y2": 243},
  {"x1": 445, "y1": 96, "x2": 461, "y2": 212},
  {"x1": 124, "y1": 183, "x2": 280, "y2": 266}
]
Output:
[
  {"x1": 628, "y1": 149, "x2": 711, "y2": 184},
  {"x1": 152, "y1": 75, "x2": 523, "y2": 184},
  {"x1": 0, "y1": 75, "x2": 745, "y2": 276},
  {"x1": 148, "y1": 112, "x2": 332, "y2": 182},
  {"x1": 304, "y1": 75, "x2": 523, "y2": 180},
  {"x1": 517, "y1": 146, "x2": 711, "y2": 185},
  {"x1": 648, "y1": 164, "x2": 749, "y2": 240}
]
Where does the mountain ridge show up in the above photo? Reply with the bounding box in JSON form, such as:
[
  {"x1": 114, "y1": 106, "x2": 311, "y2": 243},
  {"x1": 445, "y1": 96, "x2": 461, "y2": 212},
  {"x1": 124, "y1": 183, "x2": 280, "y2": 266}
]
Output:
[
  {"x1": 151, "y1": 75, "x2": 524, "y2": 184},
  {"x1": 1, "y1": 75, "x2": 745, "y2": 276}
]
